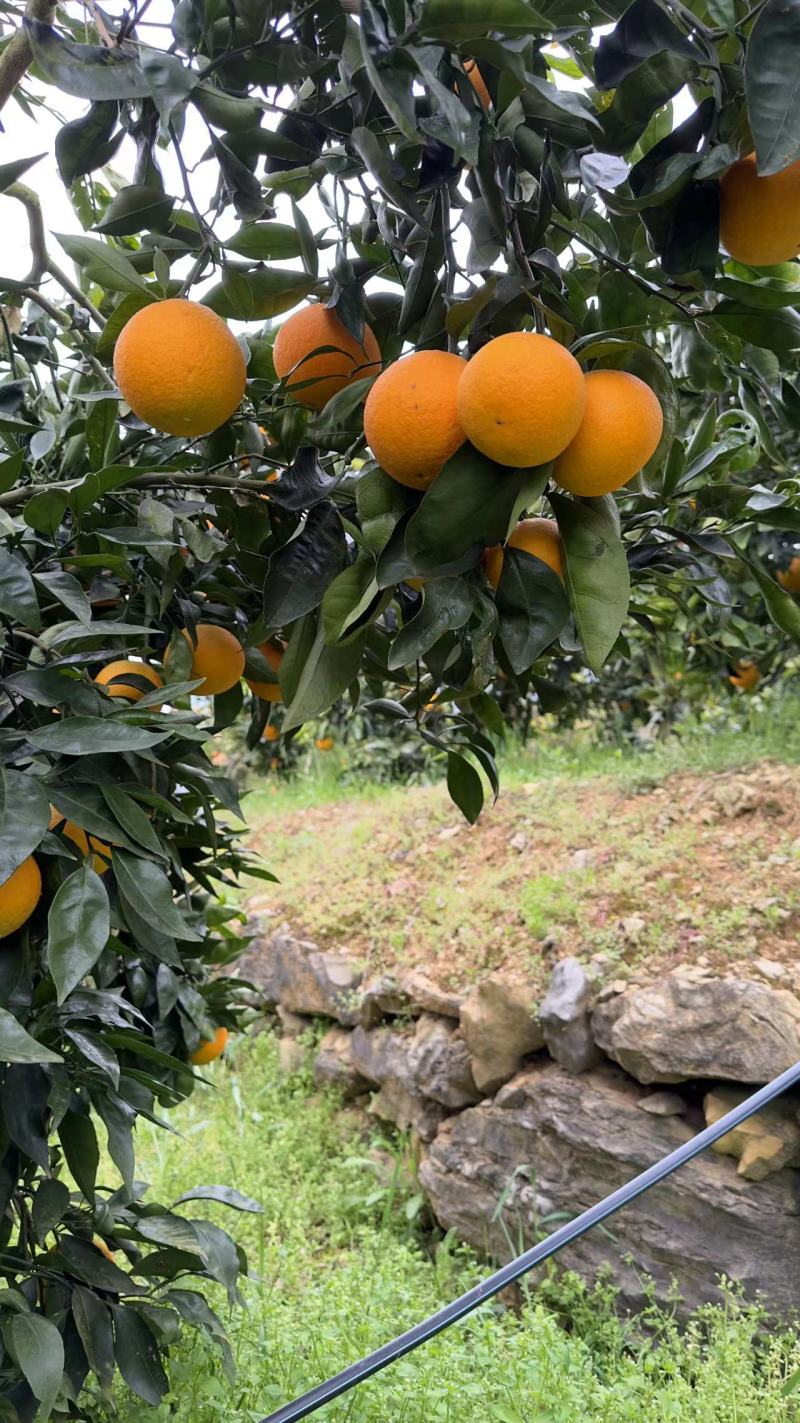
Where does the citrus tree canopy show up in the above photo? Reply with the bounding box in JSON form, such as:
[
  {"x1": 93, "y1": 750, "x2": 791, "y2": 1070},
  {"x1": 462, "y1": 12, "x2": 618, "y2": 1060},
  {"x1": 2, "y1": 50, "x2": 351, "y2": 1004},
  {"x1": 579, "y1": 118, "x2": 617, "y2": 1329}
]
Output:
[{"x1": 0, "y1": 0, "x2": 799, "y2": 1414}]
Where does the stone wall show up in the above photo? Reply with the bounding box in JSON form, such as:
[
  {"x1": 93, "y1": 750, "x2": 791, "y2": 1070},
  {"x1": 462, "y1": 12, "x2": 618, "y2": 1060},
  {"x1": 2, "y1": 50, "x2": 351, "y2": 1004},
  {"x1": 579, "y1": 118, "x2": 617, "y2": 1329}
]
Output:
[{"x1": 247, "y1": 927, "x2": 800, "y2": 1319}]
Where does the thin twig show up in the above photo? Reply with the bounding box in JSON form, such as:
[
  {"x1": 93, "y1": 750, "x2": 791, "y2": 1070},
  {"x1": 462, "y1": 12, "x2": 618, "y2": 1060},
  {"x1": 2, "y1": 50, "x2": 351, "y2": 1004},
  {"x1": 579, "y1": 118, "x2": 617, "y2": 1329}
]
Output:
[
  {"x1": 551, "y1": 218, "x2": 691, "y2": 317},
  {"x1": 0, "y1": 470, "x2": 281, "y2": 509}
]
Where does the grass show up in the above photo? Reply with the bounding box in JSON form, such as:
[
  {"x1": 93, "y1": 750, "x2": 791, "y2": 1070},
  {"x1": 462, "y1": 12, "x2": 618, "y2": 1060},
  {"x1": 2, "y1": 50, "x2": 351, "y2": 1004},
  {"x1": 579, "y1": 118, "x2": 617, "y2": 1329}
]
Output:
[{"x1": 98, "y1": 1032, "x2": 800, "y2": 1423}]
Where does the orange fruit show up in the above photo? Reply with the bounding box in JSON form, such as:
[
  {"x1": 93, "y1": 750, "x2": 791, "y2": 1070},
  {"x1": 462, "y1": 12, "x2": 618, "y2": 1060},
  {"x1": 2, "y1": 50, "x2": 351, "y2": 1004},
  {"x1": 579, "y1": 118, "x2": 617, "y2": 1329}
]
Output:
[
  {"x1": 364, "y1": 350, "x2": 467, "y2": 490},
  {"x1": 113, "y1": 299, "x2": 246, "y2": 438},
  {"x1": 171, "y1": 625, "x2": 245, "y2": 697},
  {"x1": 273, "y1": 305, "x2": 381, "y2": 410},
  {"x1": 95, "y1": 660, "x2": 163, "y2": 703},
  {"x1": 554, "y1": 369, "x2": 663, "y2": 497},
  {"x1": 482, "y1": 546, "x2": 504, "y2": 589},
  {"x1": 457, "y1": 333, "x2": 585, "y2": 467},
  {"x1": 263, "y1": 723, "x2": 280, "y2": 742},
  {"x1": 50, "y1": 809, "x2": 112, "y2": 876},
  {"x1": 315, "y1": 736, "x2": 334, "y2": 751},
  {"x1": 729, "y1": 660, "x2": 760, "y2": 692},
  {"x1": 508, "y1": 517, "x2": 564, "y2": 580},
  {"x1": 778, "y1": 556, "x2": 800, "y2": 594},
  {"x1": 191, "y1": 1026, "x2": 229, "y2": 1065},
  {"x1": 0, "y1": 858, "x2": 41, "y2": 938},
  {"x1": 719, "y1": 154, "x2": 800, "y2": 266},
  {"x1": 247, "y1": 643, "x2": 284, "y2": 703},
  {"x1": 464, "y1": 60, "x2": 490, "y2": 110}
]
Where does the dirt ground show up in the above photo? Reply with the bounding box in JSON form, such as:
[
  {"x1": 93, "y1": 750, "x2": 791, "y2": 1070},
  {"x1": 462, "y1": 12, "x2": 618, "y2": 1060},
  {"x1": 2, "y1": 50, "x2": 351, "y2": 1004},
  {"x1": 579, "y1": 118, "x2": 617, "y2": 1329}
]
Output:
[{"x1": 244, "y1": 761, "x2": 800, "y2": 995}]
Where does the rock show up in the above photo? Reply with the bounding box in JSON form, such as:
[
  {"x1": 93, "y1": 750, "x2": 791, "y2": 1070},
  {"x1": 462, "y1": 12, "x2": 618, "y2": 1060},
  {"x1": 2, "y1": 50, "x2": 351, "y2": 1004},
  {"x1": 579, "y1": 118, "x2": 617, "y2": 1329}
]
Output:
[
  {"x1": 313, "y1": 1028, "x2": 372, "y2": 1100},
  {"x1": 509, "y1": 832, "x2": 528, "y2": 853},
  {"x1": 460, "y1": 976, "x2": 544, "y2": 1095},
  {"x1": 751, "y1": 957, "x2": 787, "y2": 983},
  {"x1": 400, "y1": 969, "x2": 462, "y2": 1020},
  {"x1": 638, "y1": 1091, "x2": 687, "y2": 1118},
  {"x1": 569, "y1": 849, "x2": 596, "y2": 871},
  {"x1": 277, "y1": 1006, "x2": 308, "y2": 1038},
  {"x1": 619, "y1": 914, "x2": 647, "y2": 942},
  {"x1": 256, "y1": 930, "x2": 364, "y2": 1025},
  {"x1": 593, "y1": 973, "x2": 800, "y2": 1085},
  {"x1": 419, "y1": 1061, "x2": 800, "y2": 1319},
  {"x1": 359, "y1": 975, "x2": 412, "y2": 1029},
  {"x1": 704, "y1": 1086, "x2": 800, "y2": 1181},
  {"x1": 277, "y1": 1038, "x2": 307, "y2": 1076},
  {"x1": 540, "y1": 958, "x2": 603, "y2": 1076},
  {"x1": 349, "y1": 1016, "x2": 480, "y2": 1138}
]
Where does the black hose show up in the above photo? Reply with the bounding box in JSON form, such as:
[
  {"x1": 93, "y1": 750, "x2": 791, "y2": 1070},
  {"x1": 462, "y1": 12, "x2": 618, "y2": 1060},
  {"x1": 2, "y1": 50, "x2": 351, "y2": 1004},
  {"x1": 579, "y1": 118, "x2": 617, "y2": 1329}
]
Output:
[{"x1": 261, "y1": 1057, "x2": 800, "y2": 1423}]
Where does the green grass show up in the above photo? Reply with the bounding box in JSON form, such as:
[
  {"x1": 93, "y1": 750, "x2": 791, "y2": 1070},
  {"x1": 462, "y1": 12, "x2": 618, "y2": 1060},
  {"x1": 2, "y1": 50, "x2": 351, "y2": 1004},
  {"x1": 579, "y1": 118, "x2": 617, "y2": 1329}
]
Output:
[{"x1": 99, "y1": 1033, "x2": 800, "y2": 1423}]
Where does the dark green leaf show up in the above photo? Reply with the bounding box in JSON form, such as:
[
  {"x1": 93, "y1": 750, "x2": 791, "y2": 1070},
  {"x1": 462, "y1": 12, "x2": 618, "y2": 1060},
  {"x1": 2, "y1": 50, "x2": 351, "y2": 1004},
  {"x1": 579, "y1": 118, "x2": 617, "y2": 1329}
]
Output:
[
  {"x1": 283, "y1": 619, "x2": 366, "y2": 731},
  {"x1": 496, "y1": 548, "x2": 569, "y2": 673},
  {"x1": 388, "y1": 577, "x2": 473, "y2": 670},
  {"x1": 9, "y1": 1313, "x2": 64, "y2": 1419},
  {"x1": 32, "y1": 1178, "x2": 70, "y2": 1242},
  {"x1": 227, "y1": 222, "x2": 302, "y2": 260},
  {"x1": 406, "y1": 448, "x2": 547, "y2": 574},
  {"x1": 446, "y1": 753, "x2": 484, "y2": 824},
  {"x1": 745, "y1": 0, "x2": 800, "y2": 175},
  {"x1": 173, "y1": 1184, "x2": 261, "y2": 1212},
  {"x1": 55, "y1": 101, "x2": 121, "y2": 186},
  {"x1": 55, "y1": 233, "x2": 150, "y2": 296},
  {"x1": 101, "y1": 785, "x2": 165, "y2": 858},
  {"x1": 48, "y1": 864, "x2": 110, "y2": 1006},
  {"x1": 419, "y1": 0, "x2": 549, "y2": 39},
  {"x1": 29, "y1": 718, "x2": 170, "y2": 755},
  {"x1": 595, "y1": 0, "x2": 704, "y2": 89},
  {"x1": 23, "y1": 490, "x2": 68, "y2": 537},
  {"x1": 203, "y1": 267, "x2": 316, "y2": 320},
  {"x1": 0, "y1": 1008, "x2": 61, "y2": 1064},
  {"x1": 263, "y1": 503, "x2": 347, "y2": 624},
  {"x1": 0, "y1": 769, "x2": 49, "y2": 882},
  {"x1": 113, "y1": 852, "x2": 202, "y2": 942},
  {"x1": 58, "y1": 1112, "x2": 99, "y2": 1204},
  {"x1": 711, "y1": 301, "x2": 800, "y2": 354},
  {"x1": 0, "y1": 547, "x2": 40, "y2": 630},
  {"x1": 72, "y1": 1288, "x2": 114, "y2": 1390},
  {"x1": 95, "y1": 185, "x2": 175, "y2": 238},
  {"x1": 0, "y1": 154, "x2": 45, "y2": 195},
  {"x1": 350, "y1": 127, "x2": 430, "y2": 229},
  {"x1": 550, "y1": 494, "x2": 630, "y2": 673},
  {"x1": 112, "y1": 1306, "x2": 168, "y2": 1406},
  {"x1": 34, "y1": 571, "x2": 92, "y2": 625},
  {"x1": 321, "y1": 560, "x2": 381, "y2": 644},
  {"x1": 59, "y1": 1235, "x2": 134, "y2": 1291},
  {"x1": 747, "y1": 558, "x2": 800, "y2": 642}
]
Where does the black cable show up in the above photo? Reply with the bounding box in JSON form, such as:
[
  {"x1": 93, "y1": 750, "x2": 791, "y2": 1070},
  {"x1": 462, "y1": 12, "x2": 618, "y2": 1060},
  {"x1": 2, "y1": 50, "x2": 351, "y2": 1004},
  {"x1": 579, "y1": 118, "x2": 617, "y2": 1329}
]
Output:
[{"x1": 260, "y1": 1057, "x2": 800, "y2": 1423}]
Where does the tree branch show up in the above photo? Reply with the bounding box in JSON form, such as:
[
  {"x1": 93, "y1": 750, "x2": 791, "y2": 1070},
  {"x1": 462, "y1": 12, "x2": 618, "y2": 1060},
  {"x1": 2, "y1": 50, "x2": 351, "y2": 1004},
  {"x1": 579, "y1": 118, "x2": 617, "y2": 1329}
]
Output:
[
  {"x1": 0, "y1": 0, "x2": 57, "y2": 113},
  {"x1": 5, "y1": 184, "x2": 106, "y2": 329}
]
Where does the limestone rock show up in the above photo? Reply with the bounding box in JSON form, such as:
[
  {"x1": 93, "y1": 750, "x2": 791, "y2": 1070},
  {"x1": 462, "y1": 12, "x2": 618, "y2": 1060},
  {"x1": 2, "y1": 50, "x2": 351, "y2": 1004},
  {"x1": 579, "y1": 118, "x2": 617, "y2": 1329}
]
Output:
[
  {"x1": 399, "y1": 970, "x2": 462, "y2": 1020},
  {"x1": 277, "y1": 1006, "x2": 308, "y2": 1039},
  {"x1": 593, "y1": 973, "x2": 800, "y2": 1085},
  {"x1": 359, "y1": 975, "x2": 412, "y2": 1029},
  {"x1": 313, "y1": 1028, "x2": 372, "y2": 1100},
  {"x1": 459, "y1": 974, "x2": 544, "y2": 1094},
  {"x1": 349, "y1": 1015, "x2": 480, "y2": 1137},
  {"x1": 419, "y1": 1061, "x2": 800, "y2": 1319},
  {"x1": 370, "y1": 1080, "x2": 446, "y2": 1141},
  {"x1": 255, "y1": 930, "x2": 364, "y2": 1025},
  {"x1": 638, "y1": 1091, "x2": 687, "y2": 1118},
  {"x1": 540, "y1": 958, "x2": 603, "y2": 1076},
  {"x1": 412, "y1": 1015, "x2": 479, "y2": 1109},
  {"x1": 704, "y1": 1085, "x2": 800, "y2": 1181}
]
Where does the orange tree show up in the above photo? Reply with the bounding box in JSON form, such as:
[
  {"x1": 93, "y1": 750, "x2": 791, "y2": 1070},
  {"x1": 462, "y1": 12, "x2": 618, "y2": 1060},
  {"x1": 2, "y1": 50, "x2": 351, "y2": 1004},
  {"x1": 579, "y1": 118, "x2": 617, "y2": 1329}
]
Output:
[{"x1": 0, "y1": 0, "x2": 800, "y2": 1415}]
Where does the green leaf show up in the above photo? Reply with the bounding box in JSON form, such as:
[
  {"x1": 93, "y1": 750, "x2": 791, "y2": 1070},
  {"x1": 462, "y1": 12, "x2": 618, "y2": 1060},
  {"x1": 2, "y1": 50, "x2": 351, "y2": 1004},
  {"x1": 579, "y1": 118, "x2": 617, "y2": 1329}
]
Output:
[
  {"x1": 0, "y1": 546, "x2": 40, "y2": 630},
  {"x1": 600, "y1": 51, "x2": 697, "y2": 155},
  {"x1": 359, "y1": 2, "x2": 418, "y2": 145},
  {"x1": 55, "y1": 101, "x2": 121, "y2": 186},
  {"x1": 0, "y1": 154, "x2": 45, "y2": 195},
  {"x1": 203, "y1": 267, "x2": 316, "y2": 320},
  {"x1": 29, "y1": 718, "x2": 171, "y2": 755},
  {"x1": 282, "y1": 619, "x2": 366, "y2": 731},
  {"x1": 263, "y1": 503, "x2": 347, "y2": 625},
  {"x1": 9, "y1": 1313, "x2": 64, "y2": 1420},
  {"x1": 59, "y1": 1234, "x2": 133, "y2": 1290},
  {"x1": 350, "y1": 127, "x2": 430, "y2": 229},
  {"x1": 745, "y1": 0, "x2": 800, "y2": 175},
  {"x1": 57, "y1": 1113, "x2": 99, "y2": 1204},
  {"x1": 55, "y1": 233, "x2": 150, "y2": 296},
  {"x1": 24, "y1": 19, "x2": 151, "y2": 98},
  {"x1": 112, "y1": 1306, "x2": 169, "y2": 1405},
  {"x1": 47, "y1": 864, "x2": 110, "y2": 1005},
  {"x1": 23, "y1": 490, "x2": 68, "y2": 537},
  {"x1": 34, "y1": 571, "x2": 92, "y2": 625},
  {"x1": 595, "y1": 0, "x2": 703, "y2": 89},
  {"x1": 0, "y1": 450, "x2": 24, "y2": 494},
  {"x1": 419, "y1": 0, "x2": 549, "y2": 39},
  {"x1": 405, "y1": 448, "x2": 548, "y2": 575},
  {"x1": 113, "y1": 852, "x2": 203, "y2": 942},
  {"x1": 173, "y1": 1184, "x2": 261, "y2": 1212},
  {"x1": 86, "y1": 398, "x2": 120, "y2": 472},
  {"x1": 356, "y1": 467, "x2": 417, "y2": 556},
  {"x1": 72, "y1": 1288, "x2": 115, "y2": 1391},
  {"x1": 388, "y1": 578, "x2": 474, "y2": 670},
  {"x1": 321, "y1": 560, "x2": 382, "y2": 645},
  {"x1": 95, "y1": 293, "x2": 157, "y2": 361},
  {"x1": 446, "y1": 753, "x2": 484, "y2": 824},
  {"x1": 227, "y1": 222, "x2": 302, "y2": 260},
  {"x1": 746, "y1": 558, "x2": 800, "y2": 643},
  {"x1": 711, "y1": 302, "x2": 800, "y2": 354},
  {"x1": 0, "y1": 1008, "x2": 62, "y2": 1064},
  {"x1": 549, "y1": 494, "x2": 630, "y2": 674},
  {"x1": 32, "y1": 1178, "x2": 70, "y2": 1242},
  {"x1": 95, "y1": 185, "x2": 175, "y2": 237},
  {"x1": 0, "y1": 770, "x2": 50, "y2": 882},
  {"x1": 495, "y1": 549, "x2": 569, "y2": 673},
  {"x1": 101, "y1": 785, "x2": 165, "y2": 858}
]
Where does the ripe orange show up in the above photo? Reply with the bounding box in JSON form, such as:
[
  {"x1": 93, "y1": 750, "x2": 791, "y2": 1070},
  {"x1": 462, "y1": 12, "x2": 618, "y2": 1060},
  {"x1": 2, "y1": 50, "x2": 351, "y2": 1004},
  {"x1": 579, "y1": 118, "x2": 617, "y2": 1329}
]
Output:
[
  {"x1": 113, "y1": 299, "x2": 246, "y2": 438},
  {"x1": 457, "y1": 333, "x2": 585, "y2": 468},
  {"x1": 0, "y1": 858, "x2": 41, "y2": 938},
  {"x1": 554, "y1": 369, "x2": 663, "y2": 497},
  {"x1": 247, "y1": 643, "x2": 284, "y2": 703},
  {"x1": 508, "y1": 517, "x2": 564, "y2": 580},
  {"x1": 50, "y1": 808, "x2": 111, "y2": 876},
  {"x1": 263, "y1": 723, "x2": 280, "y2": 742},
  {"x1": 95, "y1": 660, "x2": 163, "y2": 703},
  {"x1": 719, "y1": 154, "x2": 800, "y2": 266},
  {"x1": 191, "y1": 1026, "x2": 229, "y2": 1065},
  {"x1": 778, "y1": 556, "x2": 800, "y2": 594},
  {"x1": 273, "y1": 305, "x2": 381, "y2": 410},
  {"x1": 172, "y1": 625, "x2": 245, "y2": 697},
  {"x1": 464, "y1": 60, "x2": 490, "y2": 110},
  {"x1": 482, "y1": 546, "x2": 504, "y2": 589},
  {"x1": 729, "y1": 660, "x2": 760, "y2": 692},
  {"x1": 364, "y1": 350, "x2": 467, "y2": 490},
  {"x1": 315, "y1": 736, "x2": 334, "y2": 751}
]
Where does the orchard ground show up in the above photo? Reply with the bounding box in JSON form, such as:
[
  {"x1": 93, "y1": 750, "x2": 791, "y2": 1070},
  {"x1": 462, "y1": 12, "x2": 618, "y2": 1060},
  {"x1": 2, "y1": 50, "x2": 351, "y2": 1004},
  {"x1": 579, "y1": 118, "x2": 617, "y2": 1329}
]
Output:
[{"x1": 244, "y1": 692, "x2": 800, "y2": 995}]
